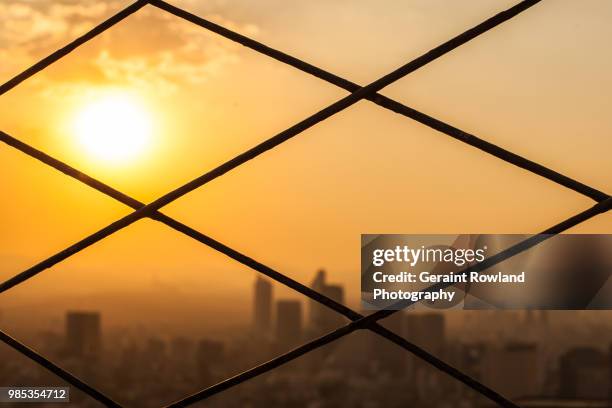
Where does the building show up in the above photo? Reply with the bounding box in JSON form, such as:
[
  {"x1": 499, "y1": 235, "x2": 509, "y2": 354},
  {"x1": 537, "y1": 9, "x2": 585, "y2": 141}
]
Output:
[
  {"x1": 309, "y1": 269, "x2": 326, "y2": 329},
  {"x1": 365, "y1": 311, "x2": 406, "y2": 376},
  {"x1": 309, "y1": 269, "x2": 346, "y2": 335},
  {"x1": 560, "y1": 347, "x2": 608, "y2": 400},
  {"x1": 196, "y1": 339, "x2": 225, "y2": 365},
  {"x1": 65, "y1": 311, "x2": 101, "y2": 359},
  {"x1": 482, "y1": 342, "x2": 539, "y2": 399},
  {"x1": 482, "y1": 398, "x2": 612, "y2": 408},
  {"x1": 196, "y1": 338, "x2": 225, "y2": 382},
  {"x1": 407, "y1": 313, "x2": 445, "y2": 354},
  {"x1": 610, "y1": 343, "x2": 612, "y2": 400},
  {"x1": 458, "y1": 342, "x2": 488, "y2": 387},
  {"x1": 170, "y1": 336, "x2": 195, "y2": 363},
  {"x1": 276, "y1": 300, "x2": 302, "y2": 348},
  {"x1": 404, "y1": 312, "x2": 447, "y2": 394},
  {"x1": 254, "y1": 276, "x2": 273, "y2": 335}
]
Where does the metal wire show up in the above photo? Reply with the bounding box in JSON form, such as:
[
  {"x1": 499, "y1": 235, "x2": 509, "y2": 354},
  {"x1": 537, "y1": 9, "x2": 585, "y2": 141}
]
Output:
[
  {"x1": 0, "y1": 0, "x2": 149, "y2": 97},
  {"x1": 0, "y1": 330, "x2": 121, "y2": 407},
  {"x1": 166, "y1": 198, "x2": 611, "y2": 408},
  {"x1": 149, "y1": 0, "x2": 608, "y2": 204},
  {"x1": 0, "y1": 0, "x2": 609, "y2": 407},
  {"x1": 0, "y1": 0, "x2": 547, "y2": 298},
  {"x1": 0, "y1": 128, "x2": 530, "y2": 408}
]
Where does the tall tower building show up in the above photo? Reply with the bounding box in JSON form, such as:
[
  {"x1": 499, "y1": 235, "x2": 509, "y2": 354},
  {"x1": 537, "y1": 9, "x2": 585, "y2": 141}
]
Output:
[
  {"x1": 196, "y1": 338, "x2": 225, "y2": 382},
  {"x1": 309, "y1": 269, "x2": 326, "y2": 329},
  {"x1": 309, "y1": 269, "x2": 345, "y2": 335},
  {"x1": 253, "y1": 276, "x2": 273, "y2": 334},
  {"x1": 65, "y1": 311, "x2": 101, "y2": 359},
  {"x1": 417, "y1": 313, "x2": 445, "y2": 355},
  {"x1": 373, "y1": 311, "x2": 406, "y2": 375},
  {"x1": 483, "y1": 342, "x2": 539, "y2": 399},
  {"x1": 404, "y1": 312, "x2": 446, "y2": 383},
  {"x1": 275, "y1": 300, "x2": 302, "y2": 348},
  {"x1": 560, "y1": 347, "x2": 608, "y2": 399}
]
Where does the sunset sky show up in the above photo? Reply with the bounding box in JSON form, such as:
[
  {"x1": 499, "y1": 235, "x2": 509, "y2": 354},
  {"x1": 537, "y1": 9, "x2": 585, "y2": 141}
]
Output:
[{"x1": 0, "y1": 0, "x2": 610, "y2": 331}]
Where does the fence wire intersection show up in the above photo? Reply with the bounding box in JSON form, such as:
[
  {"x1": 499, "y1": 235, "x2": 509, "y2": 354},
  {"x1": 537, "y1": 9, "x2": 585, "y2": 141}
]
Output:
[{"x1": 0, "y1": 0, "x2": 610, "y2": 407}]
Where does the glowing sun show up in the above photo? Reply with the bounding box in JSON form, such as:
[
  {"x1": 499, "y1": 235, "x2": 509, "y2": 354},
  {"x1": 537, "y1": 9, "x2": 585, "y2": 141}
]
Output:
[{"x1": 72, "y1": 93, "x2": 153, "y2": 162}]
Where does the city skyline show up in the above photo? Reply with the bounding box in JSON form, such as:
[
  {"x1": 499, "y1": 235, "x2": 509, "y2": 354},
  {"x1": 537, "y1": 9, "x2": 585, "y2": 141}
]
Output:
[
  {"x1": 0, "y1": 282, "x2": 612, "y2": 406},
  {"x1": 0, "y1": 0, "x2": 610, "y2": 406},
  {"x1": 2, "y1": 274, "x2": 611, "y2": 406}
]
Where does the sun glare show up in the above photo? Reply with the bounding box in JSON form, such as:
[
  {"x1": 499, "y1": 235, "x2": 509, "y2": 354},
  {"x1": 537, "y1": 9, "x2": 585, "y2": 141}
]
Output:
[{"x1": 72, "y1": 93, "x2": 153, "y2": 163}]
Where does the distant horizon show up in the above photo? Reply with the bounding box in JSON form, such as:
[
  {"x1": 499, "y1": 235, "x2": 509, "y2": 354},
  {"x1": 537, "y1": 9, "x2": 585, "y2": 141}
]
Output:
[{"x1": 0, "y1": 1, "x2": 610, "y2": 405}]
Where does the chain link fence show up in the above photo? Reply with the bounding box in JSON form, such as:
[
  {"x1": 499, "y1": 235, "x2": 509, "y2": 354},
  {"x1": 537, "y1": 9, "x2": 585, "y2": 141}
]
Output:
[{"x1": 0, "y1": 0, "x2": 610, "y2": 406}]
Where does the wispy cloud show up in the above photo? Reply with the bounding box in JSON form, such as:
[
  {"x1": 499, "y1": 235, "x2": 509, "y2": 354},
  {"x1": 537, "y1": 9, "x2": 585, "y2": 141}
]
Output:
[{"x1": 0, "y1": 1, "x2": 259, "y2": 95}]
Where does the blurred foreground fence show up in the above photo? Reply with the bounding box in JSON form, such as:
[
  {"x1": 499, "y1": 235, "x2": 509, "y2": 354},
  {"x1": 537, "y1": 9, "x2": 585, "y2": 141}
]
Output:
[{"x1": 0, "y1": 0, "x2": 610, "y2": 407}]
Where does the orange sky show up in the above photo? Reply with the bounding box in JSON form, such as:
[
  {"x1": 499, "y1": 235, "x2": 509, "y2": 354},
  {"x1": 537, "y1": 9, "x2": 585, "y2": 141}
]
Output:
[{"x1": 0, "y1": 0, "x2": 610, "y2": 329}]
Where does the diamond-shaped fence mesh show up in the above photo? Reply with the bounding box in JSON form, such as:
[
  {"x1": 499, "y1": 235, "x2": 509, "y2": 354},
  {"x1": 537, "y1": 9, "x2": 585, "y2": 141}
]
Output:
[{"x1": 0, "y1": 0, "x2": 610, "y2": 407}]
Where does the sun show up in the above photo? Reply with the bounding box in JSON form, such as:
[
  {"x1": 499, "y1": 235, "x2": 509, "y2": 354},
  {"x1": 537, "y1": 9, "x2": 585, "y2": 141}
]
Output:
[{"x1": 72, "y1": 92, "x2": 153, "y2": 163}]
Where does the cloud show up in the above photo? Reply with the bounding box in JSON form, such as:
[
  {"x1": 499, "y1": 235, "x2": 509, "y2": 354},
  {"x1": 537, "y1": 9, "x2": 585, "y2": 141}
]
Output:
[
  {"x1": 0, "y1": 1, "x2": 259, "y2": 95},
  {"x1": 0, "y1": 1, "x2": 111, "y2": 53}
]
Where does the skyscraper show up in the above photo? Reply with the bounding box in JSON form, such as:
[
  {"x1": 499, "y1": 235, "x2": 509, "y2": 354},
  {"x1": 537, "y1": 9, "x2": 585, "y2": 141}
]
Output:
[
  {"x1": 483, "y1": 342, "x2": 539, "y2": 399},
  {"x1": 275, "y1": 300, "x2": 302, "y2": 348},
  {"x1": 309, "y1": 269, "x2": 345, "y2": 335},
  {"x1": 254, "y1": 276, "x2": 273, "y2": 335},
  {"x1": 560, "y1": 347, "x2": 608, "y2": 400},
  {"x1": 309, "y1": 269, "x2": 326, "y2": 329},
  {"x1": 196, "y1": 338, "x2": 225, "y2": 382},
  {"x1": 404, "y1": 312, "x2": 446, "y2": 356},
  {"x1": 65, "y1": 311, "x2": 101, "y2": 359},
  {"x1": 373, "y1": 310, "x2": 406, "y2": 375},
  {"x1": 404, "y1": 312, "x2": 447, "y2": 388}
]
